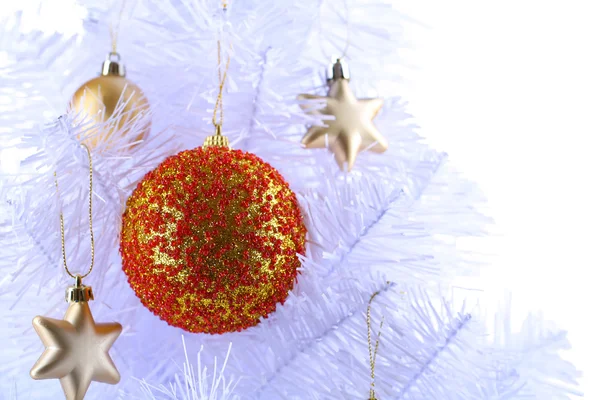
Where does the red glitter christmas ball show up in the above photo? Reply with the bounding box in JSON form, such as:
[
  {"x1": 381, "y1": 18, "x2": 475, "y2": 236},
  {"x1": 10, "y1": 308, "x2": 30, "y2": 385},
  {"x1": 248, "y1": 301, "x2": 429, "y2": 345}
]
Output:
[{"x1": 120, "y1": 146, "x2": 306, "y2": 334}]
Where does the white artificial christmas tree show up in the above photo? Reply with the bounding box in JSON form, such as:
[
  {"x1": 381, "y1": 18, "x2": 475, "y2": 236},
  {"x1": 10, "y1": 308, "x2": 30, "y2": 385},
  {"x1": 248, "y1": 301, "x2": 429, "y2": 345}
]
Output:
[{"x1": 0, "y1": 1, "x2": 581, "y2": 399}]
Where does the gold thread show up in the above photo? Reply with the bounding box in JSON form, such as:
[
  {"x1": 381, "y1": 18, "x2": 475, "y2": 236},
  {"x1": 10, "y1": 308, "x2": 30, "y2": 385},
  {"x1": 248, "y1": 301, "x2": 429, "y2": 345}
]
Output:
[
  {"x1": 318, "y1": 0, "x2": 351, "y2": 61},
  {"x1": 109, "y1": 0, "x2": 128, "y2": 54},
  {"x1": 212, "y1": 40, "x2": 231, "y2": 131},
  {"x1": 54, "y1": 144, "x2": 95, "y2": 279},
  {"x1": 367, "y1": 291, "x2": 384, "y2": 400}
]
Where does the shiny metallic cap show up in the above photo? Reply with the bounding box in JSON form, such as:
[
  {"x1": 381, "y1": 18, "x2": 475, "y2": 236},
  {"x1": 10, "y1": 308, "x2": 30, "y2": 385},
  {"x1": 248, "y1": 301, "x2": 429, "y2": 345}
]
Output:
[
  {"x1": 327, "y1": 58, "x2": 350, "y2": 82},
  {"x1": 101, "y1": 52, "x2": 126, "y2": 77},
  {"x1": 203, "y1": 125, "x2": 230, "y2": 149},
  {"x1": 65, "y1": 275, "x2": 94, "y2": 303}
]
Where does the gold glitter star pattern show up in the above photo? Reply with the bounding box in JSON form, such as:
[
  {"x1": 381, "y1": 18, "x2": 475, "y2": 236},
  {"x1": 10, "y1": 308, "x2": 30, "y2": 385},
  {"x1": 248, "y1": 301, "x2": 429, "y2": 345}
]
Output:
[
  {"x1": 30, "y1": 301, "x2": 122, "y2": 400},
  {"x1": 298, "y1": 60, "x2": 387, "y2": 171}
]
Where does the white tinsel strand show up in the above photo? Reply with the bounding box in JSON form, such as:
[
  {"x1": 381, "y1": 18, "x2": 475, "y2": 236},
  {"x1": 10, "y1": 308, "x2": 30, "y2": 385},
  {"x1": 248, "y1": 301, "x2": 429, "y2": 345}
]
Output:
[
  {"x1": 0, "y1": 12, "x2": 87, "y2": 134},
  {"x1": 296, "y1": 156, "x2": 489, "y2": 286},
  {"x1": 481, "y1": 299, "x2": 583, "y2": 399},
  {"x1": 138, "y1": 337, "x2": 239, "y2": 400}
]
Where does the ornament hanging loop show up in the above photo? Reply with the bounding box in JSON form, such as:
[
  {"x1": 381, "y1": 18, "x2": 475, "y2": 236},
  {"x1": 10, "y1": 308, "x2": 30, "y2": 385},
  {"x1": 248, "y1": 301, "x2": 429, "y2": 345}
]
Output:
[
  {"x1": 204, "y1": 39, "x2": 231, "y2": 149},
  {"x1": 212, "y1": 40, "x2": 231, "y2": 129},
  {"x1": 109, "y1": 0, "x2": 128, "y2": 54},
  {"x1": 55, "y1": 143, "x2": 96, "y2": 280},
  {"x1": 367, "y1": 291, "x2": 384, "y2": 400},
  {"x1": 318, "y1": 0, "x2": 351, "y2": 62}
]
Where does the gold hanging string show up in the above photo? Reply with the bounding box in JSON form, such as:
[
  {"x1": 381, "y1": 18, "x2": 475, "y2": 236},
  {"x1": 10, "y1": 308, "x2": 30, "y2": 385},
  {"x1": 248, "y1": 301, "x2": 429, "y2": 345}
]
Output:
[
  {"x1": 339, "y1": 0, "x2": 351, "y2": 59},
  {"x1": 319, "y1": 0, "x2": 351, "y2": 61},
  {"x1": 211, "y1": 39, "x2": 231, "y2": 133},
  {"x1": 367, "y1": 291, "x2": 385, "y2": 400},
  {"x1": 54, "y1": 144, "x2": 95, "y2": 279},
  {"x1": 109, "y1": 0, "x2": 128, "y2": 54},
  {"x1": 202, "y1": 4, "x2": 231, "y2": 148}
]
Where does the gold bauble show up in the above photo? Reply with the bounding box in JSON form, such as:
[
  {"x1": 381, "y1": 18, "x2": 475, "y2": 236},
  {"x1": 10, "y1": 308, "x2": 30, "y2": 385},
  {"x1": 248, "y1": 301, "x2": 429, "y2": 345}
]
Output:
[{"x1": 70, "y1": 53, "x2": 150, "y2": 149}]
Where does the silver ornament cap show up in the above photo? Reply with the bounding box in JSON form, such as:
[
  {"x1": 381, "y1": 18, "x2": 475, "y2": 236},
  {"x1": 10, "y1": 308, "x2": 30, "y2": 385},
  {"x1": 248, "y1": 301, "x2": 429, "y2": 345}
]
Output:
[
  {"x1": 327, "y1": 58, "x2": 350, "y2": 82},
  {"x1": 101, "y1": 52, "x2": 126, "y2": 77}
]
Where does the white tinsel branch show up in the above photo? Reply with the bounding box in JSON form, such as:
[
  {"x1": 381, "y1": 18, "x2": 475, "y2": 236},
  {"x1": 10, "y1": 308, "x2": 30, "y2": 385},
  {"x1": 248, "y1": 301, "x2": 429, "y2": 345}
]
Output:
[{"x1": 138, "y1": 337, "x2": 239, "y2": 400}]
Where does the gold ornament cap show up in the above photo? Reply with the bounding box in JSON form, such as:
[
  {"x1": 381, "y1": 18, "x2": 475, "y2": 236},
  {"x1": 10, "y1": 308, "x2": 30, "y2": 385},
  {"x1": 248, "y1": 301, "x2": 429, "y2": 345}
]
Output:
[
  {"x1": 203, "y1": 125, "x2": 230, "y2": 149},
  {"x1": 327, "y1": 58, "x2": 350, "y2": 83},
  {"x1": 65, "y1": 275, "x2": 94, "y2": 303},
  {"x1": 101, "y1": 52, "x2": 126, "y2": 77}
]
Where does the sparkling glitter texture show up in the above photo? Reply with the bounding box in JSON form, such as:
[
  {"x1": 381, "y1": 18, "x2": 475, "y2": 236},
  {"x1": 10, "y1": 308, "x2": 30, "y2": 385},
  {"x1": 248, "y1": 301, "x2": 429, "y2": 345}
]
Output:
[{"x1": 120, "y1": 146, "x2": 306, "y2": 334}]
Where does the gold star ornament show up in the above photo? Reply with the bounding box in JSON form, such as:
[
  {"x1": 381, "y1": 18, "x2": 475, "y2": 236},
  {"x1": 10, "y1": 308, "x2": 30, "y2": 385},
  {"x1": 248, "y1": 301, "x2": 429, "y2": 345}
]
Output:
[
  {"x1": 298, "y1": 59, "x2": 388, "y2": 171},
  {"x1": 30, "y1": 276, "x2": 122, "y2": 400}
]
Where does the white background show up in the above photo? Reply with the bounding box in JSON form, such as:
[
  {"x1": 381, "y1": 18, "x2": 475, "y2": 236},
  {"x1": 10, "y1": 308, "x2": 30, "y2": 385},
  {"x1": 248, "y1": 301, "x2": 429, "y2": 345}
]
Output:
[{"x1": 396, "y1": 1, "x2": 600, "y2": 398}]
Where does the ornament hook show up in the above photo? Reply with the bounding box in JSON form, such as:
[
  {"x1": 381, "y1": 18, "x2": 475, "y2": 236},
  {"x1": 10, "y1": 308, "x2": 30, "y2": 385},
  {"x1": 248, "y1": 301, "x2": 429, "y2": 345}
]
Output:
[{"x1": 74, "y1": 274, "x2": 82, "y2": 288}]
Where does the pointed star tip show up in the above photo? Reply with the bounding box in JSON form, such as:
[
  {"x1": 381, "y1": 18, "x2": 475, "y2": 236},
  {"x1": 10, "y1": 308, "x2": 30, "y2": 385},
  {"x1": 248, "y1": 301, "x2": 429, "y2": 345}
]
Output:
[
  {"x1": 334, "y1": 158, "x2": 351, "y2": 172},
  {"x1": 297, "y1": 93, "x2": 313, "y2": 101},
  {"x1": 32, "y1": 315, "x2": 49, "y2": 332},
  {"x1": 30, "y1": 367, "x2": 41, "y2": 380},
  {"x1": 29, "y1": 358, "x2": 60, "y2": 381},
  {"x1": 375, "y1": 143, "x2": 389, "y2": 153},
  {"x1": 341, "y1": 161, "x2": 355, "y2": 172},
  {"x1": 113, "y1": 323, "x2": 123, "y2": 337},
  {"x1": 301, "y1": 131, "x2": 326, "y2": 148},
  {"x1": 102, "y1": 370, "x2": 121, "y2": 385}
]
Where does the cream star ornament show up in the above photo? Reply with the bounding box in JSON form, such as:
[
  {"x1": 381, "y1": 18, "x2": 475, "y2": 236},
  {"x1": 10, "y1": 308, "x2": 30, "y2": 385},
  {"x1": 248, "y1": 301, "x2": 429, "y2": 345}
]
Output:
[
  {"x1": 30, "y1": 277, "x2": 122, "y2": 400},
  {"x1": 298, "y1": 59, "x2": 388, "y2": 171}
]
